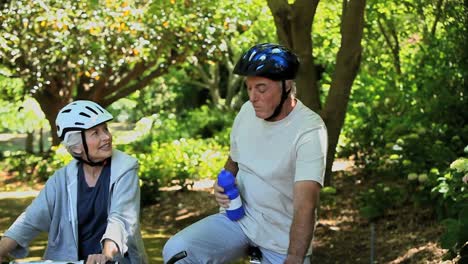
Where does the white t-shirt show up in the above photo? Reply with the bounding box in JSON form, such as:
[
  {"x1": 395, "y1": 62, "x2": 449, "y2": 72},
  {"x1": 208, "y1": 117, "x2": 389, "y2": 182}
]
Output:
[{"x1": 230, "y1": 99, "x2": 327, "y2": 254}]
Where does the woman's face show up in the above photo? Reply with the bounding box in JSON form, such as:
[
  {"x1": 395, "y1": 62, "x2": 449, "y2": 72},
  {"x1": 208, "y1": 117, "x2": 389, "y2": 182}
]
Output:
[{"x1": 83, "y1": 123, "x2": 113, "y2": 162}]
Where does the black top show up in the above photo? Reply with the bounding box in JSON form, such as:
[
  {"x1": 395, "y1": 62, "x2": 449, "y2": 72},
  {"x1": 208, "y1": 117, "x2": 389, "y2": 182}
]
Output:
[{"x1": 77, "y1": 159, "x2": 111, "y2": 260}]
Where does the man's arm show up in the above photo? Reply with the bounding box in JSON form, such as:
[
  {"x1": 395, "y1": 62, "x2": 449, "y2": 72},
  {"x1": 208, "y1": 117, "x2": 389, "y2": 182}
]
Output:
[{"x1": 285, "y1": 181, "x2": 321, "y2": 264}]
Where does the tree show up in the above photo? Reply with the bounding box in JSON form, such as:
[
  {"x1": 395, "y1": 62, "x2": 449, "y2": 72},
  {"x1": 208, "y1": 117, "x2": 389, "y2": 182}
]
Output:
[
  {"x1": 177, "y1": 1, "x2": 275, "y2": 110},
  {"x1": 340, "y1": 0, "x2": 468, "y2": 175},
  {"x1": 0, "y1": 0, "x2": 252, "y2": 145},
  {"x1": 267, "y1": 0, "x2": 366, "y2": 185}
]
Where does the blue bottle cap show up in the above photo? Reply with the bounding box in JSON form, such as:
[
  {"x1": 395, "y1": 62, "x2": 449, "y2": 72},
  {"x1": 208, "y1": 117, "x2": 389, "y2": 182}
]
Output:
[{"x1": 217, "y1": 169, "x2": 235, "y2": 188}]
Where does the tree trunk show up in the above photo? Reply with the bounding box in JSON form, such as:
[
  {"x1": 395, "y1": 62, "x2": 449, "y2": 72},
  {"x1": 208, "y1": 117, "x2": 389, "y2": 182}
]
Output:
[
  {"x1": 25, "y1": 131, "x2": 34, "y2": 153},
  {"x1": 34, "y1": 93, "x2": 70, "y2": 146},
  {"x1": 39, "y1": 126, "x2": 44, "y2": 153},
  {"x1": 322, "y1": 0, "x2": 366, "y2": 186},
  {"x1": 268, "y1": 0, "x2": 322, "y2": 110}
]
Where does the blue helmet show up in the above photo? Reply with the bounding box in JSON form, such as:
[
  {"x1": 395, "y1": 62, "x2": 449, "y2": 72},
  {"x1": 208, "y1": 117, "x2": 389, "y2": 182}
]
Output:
[{"x1": 233, "y1": 43, "x2": 299, "y2": 80}]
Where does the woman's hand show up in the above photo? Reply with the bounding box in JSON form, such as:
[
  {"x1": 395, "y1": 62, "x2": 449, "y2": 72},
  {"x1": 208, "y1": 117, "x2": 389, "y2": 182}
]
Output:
[
  {"x1": 86, "y1": 253, "x2": 112, "y2": 264},
  {"x1": 213, "y1": 180, "x2": 230, "y2": 208},
  {"x1": 0, "y1": 236, "x2": 18, "y2": 263}
]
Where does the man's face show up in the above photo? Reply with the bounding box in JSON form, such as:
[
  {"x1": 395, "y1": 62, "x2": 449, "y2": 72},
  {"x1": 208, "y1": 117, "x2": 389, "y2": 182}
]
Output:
[{"x1": 245, "y1": 76, "x2": 282, "y2": 119}]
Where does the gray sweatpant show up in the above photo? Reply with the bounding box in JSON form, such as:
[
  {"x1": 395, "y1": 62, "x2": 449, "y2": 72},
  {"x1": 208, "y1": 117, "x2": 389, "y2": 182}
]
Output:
[{"x1": 162, "y1": 213, "x2": 311, "y2": 264}]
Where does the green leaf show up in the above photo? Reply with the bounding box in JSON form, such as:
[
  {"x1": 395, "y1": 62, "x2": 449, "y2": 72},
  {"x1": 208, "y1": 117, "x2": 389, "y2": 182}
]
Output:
[{"x1": 440, "y1": 218, "x2": 460, "y2": 249}]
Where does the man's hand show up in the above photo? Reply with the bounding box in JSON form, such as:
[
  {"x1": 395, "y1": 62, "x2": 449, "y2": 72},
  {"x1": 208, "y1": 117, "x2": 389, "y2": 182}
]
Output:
[
  {"x1": 86, "y1": 253, "x2": 112, "y2": 264},
  {"x1": 213, "y1": 180, "x2": 230, "y2": 208}
]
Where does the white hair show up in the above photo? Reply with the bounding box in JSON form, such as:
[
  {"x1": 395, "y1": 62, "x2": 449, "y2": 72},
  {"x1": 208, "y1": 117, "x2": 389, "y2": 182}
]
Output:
[
  {"x1": 63, "y1": 131, "x2": 83, "y2": 157},
  {"x1": 288, "y1": 80, "x2": 297, "y2": 96},
  {"x1": 279, "y1": 80, "x2": 296, "y2": 97}
]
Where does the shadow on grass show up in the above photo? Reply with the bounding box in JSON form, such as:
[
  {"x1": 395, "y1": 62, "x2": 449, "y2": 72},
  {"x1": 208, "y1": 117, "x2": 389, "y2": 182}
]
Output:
[{"x1": 0, "y1": 197, "x2": 46, "y2": 261}]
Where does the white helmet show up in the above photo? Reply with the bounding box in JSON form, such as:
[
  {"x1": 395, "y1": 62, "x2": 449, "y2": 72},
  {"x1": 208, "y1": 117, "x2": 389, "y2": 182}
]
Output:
[{"x1": 56, "y1": 100, "x2": 113, "y2": 143}]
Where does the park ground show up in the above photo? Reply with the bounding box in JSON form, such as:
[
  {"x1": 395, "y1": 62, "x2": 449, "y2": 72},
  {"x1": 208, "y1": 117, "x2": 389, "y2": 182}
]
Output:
[
  {"x1": 0, "y1": 162, "x2": 452, "y2": 264},
  {"x1": 0, "y1": 128, "x2": 454, "y2": 263}
]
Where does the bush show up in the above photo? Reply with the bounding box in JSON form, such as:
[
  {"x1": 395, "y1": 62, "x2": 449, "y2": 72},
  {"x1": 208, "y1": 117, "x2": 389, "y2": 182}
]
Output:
[
  {"x1": 432, "y1": 157, "x2": 468, "y2": 260},
  {"x1": 0, "y1": 147, "x2": 70, "y2": 182},
  {"x1": 117, "y1": 105, "x2": 234, "y2": 203},
  {"x1": 358, "y1": 183, "x2": 407, "y2": 221},
  {"x1": 136, "y1": 138, "x2": 228, "y2": 191}
]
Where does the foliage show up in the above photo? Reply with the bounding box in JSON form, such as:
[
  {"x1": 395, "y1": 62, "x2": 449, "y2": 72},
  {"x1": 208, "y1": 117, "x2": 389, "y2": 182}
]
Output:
[
  {"x1": 320, "y1": 186, "x2": 337, "y2": 207},
  {"x1": 121, "y1": 105, "x2": 234, "y2": 153},
  {"x1": 0, "y1": 0, "x2": 254, "y2": 96},
  {"x1": 338, "y1": 0, "x2": 467, "y2": 178},
  {"x1": 431, "y1": 158, "x2": 468, "y2": 219},
  {"x1": 107, "y1": 69, "x2": 193, "y2": 123},
  {"x1": 0, "y1": 68, "x2": 23, "y2": 102},
  {"x1": 342, "y1": 3, "x2": 466, "y2": 248},
  {"x1": 0, "y1": 146, "x2": 71, "y2": 182},
  {"x1": 357, "y1": 152, "x2": 468, "y2": 259},
  {"x1": 137, "y1": 138, "x2": 227, "y2": 190},
  {"x1": 0, "y1": 98, "x2": 49, "y2": 133},
  {"x1": 117, "y1": 105, "x2": 234, "y2": 203},
  {"x1": 0, "y1": 0, "x2": 258, "y2": 144},
  {"x1": 431, "y1": 157, "x2": 468, "y2": 260},
  {"x1": 358, "y1": 183, "x2": 407, "y2": 221},
  {"x1": 312, "y1": 0, "x2": 343, "y2": 103}
]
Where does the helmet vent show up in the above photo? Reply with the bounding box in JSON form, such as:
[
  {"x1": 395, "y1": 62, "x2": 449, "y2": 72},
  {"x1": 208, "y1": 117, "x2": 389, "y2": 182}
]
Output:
[
  {"x1": 79, "y1": 112, "x2": 91, "y2": 118},
  {"x1": 85, "y1": 106, "x2": 98, "y2": 115},
  {"x1": 96, "y1": 106, "x2": 105, "y2": 113},
  {"x1": 75, "y1": 122, "x2": 85, "y2": 126},
  {"x1": 61, "y1": 109, "x2": 72, "y2": 113}
]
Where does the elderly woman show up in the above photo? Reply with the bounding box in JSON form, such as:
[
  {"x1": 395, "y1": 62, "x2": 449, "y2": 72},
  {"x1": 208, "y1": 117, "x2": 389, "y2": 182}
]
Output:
[{"x1": 0, "y1": 100, "x2": 148, "y2": 264}]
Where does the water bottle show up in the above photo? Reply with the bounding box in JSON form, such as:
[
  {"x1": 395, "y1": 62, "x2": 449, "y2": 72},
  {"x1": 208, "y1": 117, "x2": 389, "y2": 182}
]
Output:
[{"x1": 217, "y1": 169, "x2": 245, "y2": 221}]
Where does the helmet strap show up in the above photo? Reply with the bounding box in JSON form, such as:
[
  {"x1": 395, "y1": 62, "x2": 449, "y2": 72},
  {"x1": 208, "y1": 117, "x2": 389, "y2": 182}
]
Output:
[
  {"x1": 77, "y1": 131, "x2": 105, "y2": 167},
  {"x1": 265, "y1": 80, "x2": 290, "y2": 121}
]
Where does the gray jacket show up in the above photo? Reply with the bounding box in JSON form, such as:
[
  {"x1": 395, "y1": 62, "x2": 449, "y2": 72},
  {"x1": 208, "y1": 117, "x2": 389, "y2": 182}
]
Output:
[{"x1": 5, "y1": 150, "x2": 148, "y2": 263}]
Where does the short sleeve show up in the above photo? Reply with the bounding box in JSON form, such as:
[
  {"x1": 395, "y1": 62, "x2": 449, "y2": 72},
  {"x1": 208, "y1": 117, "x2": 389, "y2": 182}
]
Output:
[
  {"x1": 230, "y1": 103, "x2": 249, "y2": 162},
  {"x1": 294, "y1": 125, "x2": 328, "y2": 186}
]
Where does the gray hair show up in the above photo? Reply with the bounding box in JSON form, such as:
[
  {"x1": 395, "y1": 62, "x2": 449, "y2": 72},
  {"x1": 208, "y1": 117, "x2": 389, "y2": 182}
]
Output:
[
  {"x1": 288, "y1": 80, "x2": 297, "y2": 96},
  {"x1": 279, "y1": 80, "x2": 296, "y2": 97},
  {"x1": 63, "y1": 131, "x2": 83, "y2": 157}
]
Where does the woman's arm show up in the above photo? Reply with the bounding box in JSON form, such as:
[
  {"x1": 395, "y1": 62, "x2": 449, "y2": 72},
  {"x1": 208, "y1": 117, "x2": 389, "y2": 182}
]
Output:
[
  {"x1": 3, "y1": 175, "x2": 58, "y2": 258},
  {"x1": 0, "y1": 236, "x2": 18, "y2": 262},
  {"x1": 101, "y1": 166, "x2": 140, "y2": 258}
]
